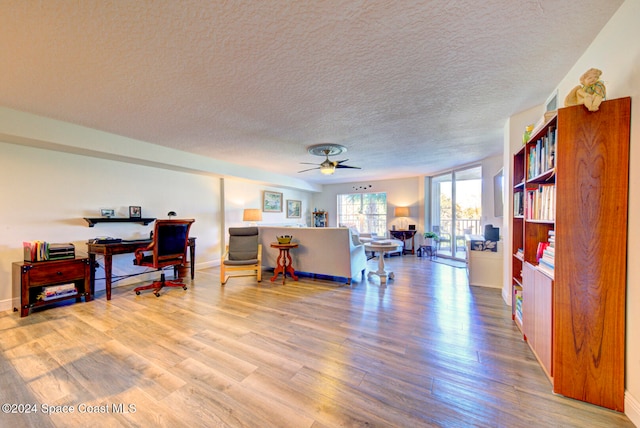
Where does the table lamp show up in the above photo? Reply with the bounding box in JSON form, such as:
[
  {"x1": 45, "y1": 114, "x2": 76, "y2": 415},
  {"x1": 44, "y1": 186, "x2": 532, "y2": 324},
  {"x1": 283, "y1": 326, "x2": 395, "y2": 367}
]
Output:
[
  {"x1": 394, "y1": 206, "x2": 410, "y2": 230},
  {"x1": 243, "y1": 208, "x2": 262, "y2": 225}
]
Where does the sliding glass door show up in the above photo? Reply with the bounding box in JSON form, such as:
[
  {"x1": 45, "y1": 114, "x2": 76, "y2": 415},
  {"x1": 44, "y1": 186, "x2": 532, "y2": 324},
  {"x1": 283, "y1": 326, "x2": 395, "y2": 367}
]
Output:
[{"x1": 431, "y1": 166, "x2": 482, "y2": 260}]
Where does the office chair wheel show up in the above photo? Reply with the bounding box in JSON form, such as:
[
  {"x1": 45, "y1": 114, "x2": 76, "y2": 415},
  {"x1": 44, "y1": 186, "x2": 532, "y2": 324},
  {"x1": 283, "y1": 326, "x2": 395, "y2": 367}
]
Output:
[
  {"x1": 154, "y1": 291, "x2": 160, "y2": 297},
  {"x1": 183, "y1": 286, "x2": 187, "y2": 290},
  {"x1": 135, "y1": 291, "x2": 140, "y2": 295}
]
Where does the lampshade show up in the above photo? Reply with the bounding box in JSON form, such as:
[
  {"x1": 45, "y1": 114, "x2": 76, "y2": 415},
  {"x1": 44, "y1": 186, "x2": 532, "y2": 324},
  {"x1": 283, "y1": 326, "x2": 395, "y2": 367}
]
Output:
[
  {"x1": 243, "y1": 208, "x2": 262, "y2": 222},
  {"x1": 394, "y1": 207, "x2": 410, "y2": 217}
]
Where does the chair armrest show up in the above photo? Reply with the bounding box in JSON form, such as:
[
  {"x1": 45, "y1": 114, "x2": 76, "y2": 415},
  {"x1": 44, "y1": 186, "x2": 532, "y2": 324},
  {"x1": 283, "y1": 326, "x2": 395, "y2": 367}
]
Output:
[{"x1": 133, "y1": 242, "x2": 154, "y2": 265}]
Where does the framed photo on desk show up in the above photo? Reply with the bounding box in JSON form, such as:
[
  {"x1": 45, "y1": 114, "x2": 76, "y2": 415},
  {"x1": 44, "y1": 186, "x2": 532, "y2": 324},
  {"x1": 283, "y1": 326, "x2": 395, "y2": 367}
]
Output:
[{"x1": 129, "y1": 206, "x2": 142, "y2": 218}]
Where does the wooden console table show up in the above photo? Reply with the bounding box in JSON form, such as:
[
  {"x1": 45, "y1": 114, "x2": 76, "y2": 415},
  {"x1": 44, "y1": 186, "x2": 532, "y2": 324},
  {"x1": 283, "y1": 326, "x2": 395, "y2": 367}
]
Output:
[{"x1": 389, "y1": 229, "x2": 417, "y2": 254}]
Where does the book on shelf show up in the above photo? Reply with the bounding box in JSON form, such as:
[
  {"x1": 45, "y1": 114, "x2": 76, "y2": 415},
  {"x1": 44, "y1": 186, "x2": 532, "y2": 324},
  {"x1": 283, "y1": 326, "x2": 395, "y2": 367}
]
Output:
[
  {"x1": 536, "y1": 229, "x2": 555, "y2": 277},
  {"x1": 527, "y1": 125, "x2": 557, "y2": 179},
  {"x1": 513, "y1": 192, "x2": 524, "y2": 216},
  {"x1": 38, "y1": 283, "x2": 78, "y2": 301},
  {"x1": 23, "y1": 241, "x2": 75, "y2": 262},
  {"x1": 525, "y1": 184, "x2": 555, "y2": 221},
  {"x1": 514, "y1": 288, "x2": 523, "y2": 323}
]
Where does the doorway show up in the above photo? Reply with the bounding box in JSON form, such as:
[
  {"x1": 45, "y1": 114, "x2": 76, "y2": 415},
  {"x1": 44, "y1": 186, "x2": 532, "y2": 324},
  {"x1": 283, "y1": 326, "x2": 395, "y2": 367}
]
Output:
[{"x1": 431, "y1": 166, "x2": 482, "y2": 260}]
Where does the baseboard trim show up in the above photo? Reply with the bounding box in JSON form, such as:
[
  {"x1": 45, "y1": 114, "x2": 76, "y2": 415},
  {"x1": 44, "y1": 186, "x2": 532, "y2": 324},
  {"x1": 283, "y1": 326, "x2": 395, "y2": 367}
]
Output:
[{"x1": 625, "y1": 390, "x2": 640, "y2": 426}]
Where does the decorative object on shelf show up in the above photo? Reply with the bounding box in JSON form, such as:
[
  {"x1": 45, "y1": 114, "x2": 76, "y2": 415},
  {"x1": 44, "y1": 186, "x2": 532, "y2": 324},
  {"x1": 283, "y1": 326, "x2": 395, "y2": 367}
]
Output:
[
  {"x1": 298, "y1": 143, "x2": 361, "y2": 175},
  {"x1": 100, "y1": 208, "x2": 115, "y2": 218},
  {"x1": 313, "y1": 211, "x2": 328, "y2": 227},
  {"x1": 523, "y1": 124, "x2": 534, "y2": 144},
  {"x1": 286, "y1": 200, "x2": 301, "y2": 218},
  {"x1": 129, "y1": 206, "x2": 142, "y2": 218},
  {"x1": 243, "y1": 208, "x2": 262, "y2": 225},
  {"x1": 564, "y1": 68, "x2": 606, "y2": 112},
  {"x1": 167, "y1": 211, "x2": 177, "y2": 218},
  {"x1": 263, "y1": 191, "x2": 283, "y2": 212},
  {"x1": 276, "y1": 235, "x2": 292, "y2": 244}
]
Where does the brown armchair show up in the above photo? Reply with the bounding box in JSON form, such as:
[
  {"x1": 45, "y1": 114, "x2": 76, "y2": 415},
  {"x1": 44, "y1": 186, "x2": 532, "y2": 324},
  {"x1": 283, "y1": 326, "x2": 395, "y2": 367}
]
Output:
[
  {"x1": 221, "y1": 227, "x2": 262, "y2": 285},
  {"x1": 133, "y1": 219, "x2": 195, "y2": 297}
]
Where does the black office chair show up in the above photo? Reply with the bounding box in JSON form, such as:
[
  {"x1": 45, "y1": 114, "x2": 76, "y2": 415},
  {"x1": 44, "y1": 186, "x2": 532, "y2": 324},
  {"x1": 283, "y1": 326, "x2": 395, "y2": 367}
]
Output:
[{"x1": 133, "y1": 219, "x2": 195, "y2": 297}]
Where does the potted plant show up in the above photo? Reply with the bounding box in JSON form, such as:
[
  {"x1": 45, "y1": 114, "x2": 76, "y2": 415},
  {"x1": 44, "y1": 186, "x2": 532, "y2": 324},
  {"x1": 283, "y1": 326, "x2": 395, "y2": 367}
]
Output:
[{"x1": 423, "y1": 231, "x2": 439, "y2": 246}]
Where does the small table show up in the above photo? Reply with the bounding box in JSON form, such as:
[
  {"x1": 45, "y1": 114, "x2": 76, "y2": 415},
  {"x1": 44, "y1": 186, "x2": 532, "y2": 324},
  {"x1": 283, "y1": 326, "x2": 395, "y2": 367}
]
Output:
[
  {"x1": 365, "y1": 242, "x2": 401, "y2": 284},
  {"x1": 270, "y1": 242, "x2": 299, "y2": 284},
  {"x1": 418, "y1": 244, "x2": 437, "y2": 260},
  {"x1": 389, "y1": 229, "x2": 417, "y2": 254}
]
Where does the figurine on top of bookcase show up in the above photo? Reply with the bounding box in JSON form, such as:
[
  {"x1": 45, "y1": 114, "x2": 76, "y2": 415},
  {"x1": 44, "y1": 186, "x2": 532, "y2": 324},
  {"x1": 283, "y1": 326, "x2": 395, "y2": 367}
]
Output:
[{"x1": 564, "y1": 68, "x2": 606, "y2": 112}]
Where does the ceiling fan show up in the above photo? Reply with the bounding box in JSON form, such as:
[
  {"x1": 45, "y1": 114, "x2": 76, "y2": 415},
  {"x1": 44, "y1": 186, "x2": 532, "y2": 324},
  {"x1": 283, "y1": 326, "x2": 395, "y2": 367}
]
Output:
[{"x1": 298, "y1": 144, "x2": 362, "y2": 175}]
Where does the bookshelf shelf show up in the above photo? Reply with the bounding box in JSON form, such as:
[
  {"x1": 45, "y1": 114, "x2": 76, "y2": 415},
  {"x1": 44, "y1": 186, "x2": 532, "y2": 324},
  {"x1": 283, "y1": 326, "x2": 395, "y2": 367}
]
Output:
[
  {"x1": 510, "y1": 97, "x2": 631, "y2": 411},
  {"x1": 84, "y1": 217, "x2": 156, "y2": 227}
]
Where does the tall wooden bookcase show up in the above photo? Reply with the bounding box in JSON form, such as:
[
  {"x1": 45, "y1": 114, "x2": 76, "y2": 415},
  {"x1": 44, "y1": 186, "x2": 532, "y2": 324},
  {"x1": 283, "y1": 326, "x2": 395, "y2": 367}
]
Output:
[{"x1": 510, "y1": 97, "x2": 631, "y2": 411}]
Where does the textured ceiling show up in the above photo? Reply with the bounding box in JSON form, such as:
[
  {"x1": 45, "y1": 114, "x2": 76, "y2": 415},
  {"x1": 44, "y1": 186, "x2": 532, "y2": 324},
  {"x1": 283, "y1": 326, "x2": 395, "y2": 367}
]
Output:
[{"x1": 0, "y1": 1, "x2": 624, "y2": 184}]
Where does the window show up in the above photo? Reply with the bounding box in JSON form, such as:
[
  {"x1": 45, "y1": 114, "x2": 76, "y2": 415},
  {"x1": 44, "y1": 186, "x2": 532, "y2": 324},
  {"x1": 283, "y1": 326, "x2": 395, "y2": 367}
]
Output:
[{"x1": 337, "y1": 192, "x2": 387, "y2": 235}]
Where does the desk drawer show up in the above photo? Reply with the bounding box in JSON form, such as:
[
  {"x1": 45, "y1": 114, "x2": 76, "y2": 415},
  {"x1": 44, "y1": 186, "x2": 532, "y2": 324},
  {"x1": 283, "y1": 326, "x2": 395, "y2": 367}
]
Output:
[{"x1": 27, "y1": 260, "x2": 86, "y2": 286}]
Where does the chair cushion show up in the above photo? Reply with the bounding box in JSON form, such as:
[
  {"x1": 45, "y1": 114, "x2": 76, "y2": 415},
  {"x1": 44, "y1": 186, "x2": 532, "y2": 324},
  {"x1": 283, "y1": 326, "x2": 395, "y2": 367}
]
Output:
[
  {"x1": 228, "y1": 227, "x2": 259, "y2": 260},
  {"x1": 224, "y1": 259, "x2": 259, "y2": 266}
]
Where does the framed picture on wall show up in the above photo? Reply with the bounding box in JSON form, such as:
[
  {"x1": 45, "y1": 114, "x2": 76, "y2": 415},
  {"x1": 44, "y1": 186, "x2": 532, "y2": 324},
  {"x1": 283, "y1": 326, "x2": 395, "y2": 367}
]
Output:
[
  {"x1": 129, "y1": 206, "x2": 142, "y2": 218},
  {"x1": 263, "y1": 191, "x2": 283, "y2": 212},
  {"x1": 286, "y1": 200, "x2": 301, "y2": 218}
]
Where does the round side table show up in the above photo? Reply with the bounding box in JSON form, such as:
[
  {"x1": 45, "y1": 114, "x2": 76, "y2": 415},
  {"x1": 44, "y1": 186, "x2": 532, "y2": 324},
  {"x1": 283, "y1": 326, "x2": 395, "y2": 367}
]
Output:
[
  {"x1": 364, "y1": 242, "x2": 401, "y2": 284},
  {"x1": 270, "y1": 242, "x2": 299, "y2": 284}
]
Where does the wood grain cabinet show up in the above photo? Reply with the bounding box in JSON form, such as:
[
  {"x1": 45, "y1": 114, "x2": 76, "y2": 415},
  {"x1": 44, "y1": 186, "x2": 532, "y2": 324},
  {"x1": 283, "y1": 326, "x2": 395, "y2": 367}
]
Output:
[
  {"x1": 12, "y1": 257, "x2": 92, "y2": 317},
  {"x1": 510, "y1": 97, "x2": 631, "y2": 411}
]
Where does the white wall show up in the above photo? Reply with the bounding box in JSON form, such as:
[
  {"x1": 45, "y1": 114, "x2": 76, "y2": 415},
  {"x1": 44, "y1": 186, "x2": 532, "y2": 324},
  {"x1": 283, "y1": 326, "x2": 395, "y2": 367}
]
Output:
[
  {"x1": 223, "y1": 178, "x2": 314, "y2": 230},
  {"x1": 0, "y1": 141, "x2": 221, "y2": 310},
  {"x1": 503, "y1": 0, "x2": 640, "y2": 422}
]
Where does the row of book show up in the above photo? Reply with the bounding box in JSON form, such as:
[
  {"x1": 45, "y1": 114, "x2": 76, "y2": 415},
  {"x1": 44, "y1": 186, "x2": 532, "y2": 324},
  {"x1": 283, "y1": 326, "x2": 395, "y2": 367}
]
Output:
[
  {"x1": 23, "y1": 241, "x2": 75, "y2": 262},
  {"x1": 513, "y1": 192, "x2": 524, "y2": 217},
  {"x1": 514, "y1": 288, "x2": 523, "y2": 325},
  {"x1": 525, "y1": 184, "x2": 555, "y2": 221},
  {"x1": 527, "y1": 125, "x2": 557, "y2": 179},
  {"x1": 37, "y1": 283, "x2": 78, "y2": 301},
  {"x1": 537, "y1": 230, "x2": 555, "y2": 277}
]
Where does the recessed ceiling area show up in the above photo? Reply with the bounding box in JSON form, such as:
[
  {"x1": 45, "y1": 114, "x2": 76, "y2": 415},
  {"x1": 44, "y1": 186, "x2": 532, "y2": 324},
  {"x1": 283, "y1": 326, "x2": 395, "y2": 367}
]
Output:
[{"x1": 0, "y1": 1, "x2": 625, "y2": 184}]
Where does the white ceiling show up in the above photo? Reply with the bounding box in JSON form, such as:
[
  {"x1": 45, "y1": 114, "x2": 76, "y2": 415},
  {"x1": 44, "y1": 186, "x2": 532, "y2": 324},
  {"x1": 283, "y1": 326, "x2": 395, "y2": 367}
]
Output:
[{"x1": 0, "y1": 1, "x2": 624, "y2": 184}]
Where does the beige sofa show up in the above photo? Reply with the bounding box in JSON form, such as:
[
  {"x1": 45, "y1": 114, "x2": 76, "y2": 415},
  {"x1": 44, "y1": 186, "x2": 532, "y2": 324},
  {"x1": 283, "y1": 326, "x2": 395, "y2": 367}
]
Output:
[{"x1": 258, "y1": 226, "x2": 367, "y2": 284}]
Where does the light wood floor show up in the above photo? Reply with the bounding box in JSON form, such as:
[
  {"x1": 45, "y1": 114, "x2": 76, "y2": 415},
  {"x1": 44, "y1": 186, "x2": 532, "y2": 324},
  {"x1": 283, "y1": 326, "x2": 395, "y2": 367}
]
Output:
[{"x1": 0, "y1": 256, "x2": 634, "y2": 427}]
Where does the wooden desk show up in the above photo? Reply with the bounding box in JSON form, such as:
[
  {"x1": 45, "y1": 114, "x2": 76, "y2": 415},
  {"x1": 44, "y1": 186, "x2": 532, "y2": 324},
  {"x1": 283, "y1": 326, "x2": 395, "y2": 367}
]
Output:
[
  {"x1": 269, "y1": 242, "x2": 299, "y2": 284},
  {"x1": 389, "y1": 229, "x2": 417, "y2": 254},
  {"x1": 87, "y1": 237, "x2": 196, "y2": 300}
]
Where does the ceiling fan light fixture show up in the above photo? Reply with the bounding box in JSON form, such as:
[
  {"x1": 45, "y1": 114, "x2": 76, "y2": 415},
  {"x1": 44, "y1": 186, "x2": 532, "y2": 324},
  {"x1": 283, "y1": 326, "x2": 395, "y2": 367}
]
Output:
[{"x1": 320, "y1": 164, "x2": 335, "y2": 175}]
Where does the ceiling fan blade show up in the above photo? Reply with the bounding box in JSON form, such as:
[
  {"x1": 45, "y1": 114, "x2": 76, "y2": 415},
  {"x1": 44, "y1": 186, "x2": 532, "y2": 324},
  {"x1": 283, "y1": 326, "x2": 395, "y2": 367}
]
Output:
[
  {"x1": 298, "y1": 166, "x2": 321, "y2": 173},
  {"x1": 335, "y1": 164, "x2": 361, "y2": 169},
  {"x1": 335, "y1": 159, "x2": 349, "y2": 164},
  {"x1": 299, "y1": 162, "x2": 320, "y2": 165}
]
